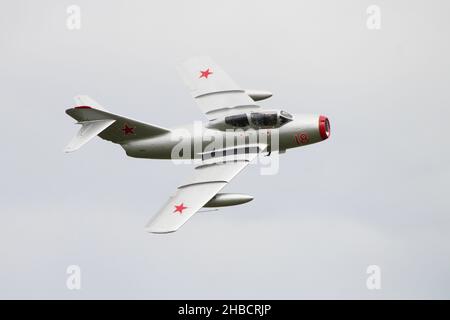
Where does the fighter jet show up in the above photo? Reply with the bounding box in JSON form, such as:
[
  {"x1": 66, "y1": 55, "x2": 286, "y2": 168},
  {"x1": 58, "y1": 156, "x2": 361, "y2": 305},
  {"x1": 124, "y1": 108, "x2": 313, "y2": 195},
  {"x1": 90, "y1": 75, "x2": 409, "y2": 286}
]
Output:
[{"x1": 64, "y1": 56, "x2": 331, "y2": 233}]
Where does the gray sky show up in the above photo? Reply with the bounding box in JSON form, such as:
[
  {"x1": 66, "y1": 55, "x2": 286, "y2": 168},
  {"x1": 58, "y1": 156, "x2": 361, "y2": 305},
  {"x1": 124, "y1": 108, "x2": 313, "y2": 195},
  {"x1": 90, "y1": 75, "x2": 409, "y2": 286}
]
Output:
[{"x1": 0, "y1": 0, "x2": 449, "y2": 299}]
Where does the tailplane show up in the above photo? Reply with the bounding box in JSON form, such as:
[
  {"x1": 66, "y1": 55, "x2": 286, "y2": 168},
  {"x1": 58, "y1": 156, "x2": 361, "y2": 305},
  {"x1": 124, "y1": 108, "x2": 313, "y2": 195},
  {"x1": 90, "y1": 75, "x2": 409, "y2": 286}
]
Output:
[{"x1": 64, "y1": 95, "x2": 170, "y2": 152}]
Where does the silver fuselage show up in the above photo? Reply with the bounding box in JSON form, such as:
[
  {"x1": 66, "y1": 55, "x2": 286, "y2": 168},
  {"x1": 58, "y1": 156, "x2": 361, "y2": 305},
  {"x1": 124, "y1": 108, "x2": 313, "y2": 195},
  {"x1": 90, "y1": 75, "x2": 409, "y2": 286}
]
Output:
[{"x1": 122, "y1": 113, "x2": 329, "y2": 159}]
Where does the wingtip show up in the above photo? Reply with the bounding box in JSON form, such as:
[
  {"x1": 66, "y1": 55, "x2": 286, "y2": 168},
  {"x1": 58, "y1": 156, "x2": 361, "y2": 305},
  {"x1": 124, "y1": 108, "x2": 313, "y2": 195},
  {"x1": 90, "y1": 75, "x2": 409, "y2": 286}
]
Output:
[
  {"x1": 145, "y1": 222, "x2": 179, "y2": 234},
  {"x1": 145, "y1": 228, "x2": 177, "y2": 234},
  {"x1": 63, "y1": 148, "x2": 75, "y2": 153},
  {"x1": 63, "y1": 144, "x2": 78, "y2": 153}
]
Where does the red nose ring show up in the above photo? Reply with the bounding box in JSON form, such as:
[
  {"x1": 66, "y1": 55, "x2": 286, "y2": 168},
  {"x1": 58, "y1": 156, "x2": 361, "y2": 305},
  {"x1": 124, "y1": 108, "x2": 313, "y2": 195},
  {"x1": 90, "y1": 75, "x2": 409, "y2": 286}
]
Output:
[{"x1": 319, "y1": 116, "x2": 330, "y2": 140}]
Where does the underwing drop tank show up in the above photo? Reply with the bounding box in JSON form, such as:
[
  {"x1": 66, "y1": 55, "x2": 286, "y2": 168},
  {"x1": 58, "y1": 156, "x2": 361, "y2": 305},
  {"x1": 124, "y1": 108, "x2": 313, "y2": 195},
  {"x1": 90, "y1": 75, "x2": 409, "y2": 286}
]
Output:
[
  {"x1": 245, "y1": 90, "x2": 273, "y2": 101},
  {"x1": 204, "y1": 193, "x2": 254, "y2": 208}
]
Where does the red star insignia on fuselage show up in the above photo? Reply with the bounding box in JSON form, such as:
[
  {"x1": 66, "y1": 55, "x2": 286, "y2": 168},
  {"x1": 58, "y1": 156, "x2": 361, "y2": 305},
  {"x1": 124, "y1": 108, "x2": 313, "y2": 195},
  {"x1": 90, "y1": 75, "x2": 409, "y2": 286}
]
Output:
[
  {"x1": 173, "y1": 203, "x2": 187, "y2": 214},
  {"x1": 199, "y1": 68, "x2": 213, "y2": 79},
  {"x1": 122, "y1": 123, "x2": 135, "y2": 135}
]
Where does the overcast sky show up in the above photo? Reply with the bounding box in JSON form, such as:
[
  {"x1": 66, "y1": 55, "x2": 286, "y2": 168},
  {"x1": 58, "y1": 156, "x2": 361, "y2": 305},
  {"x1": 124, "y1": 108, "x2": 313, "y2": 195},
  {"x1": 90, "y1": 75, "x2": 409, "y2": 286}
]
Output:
[{"x1": 0, "y1": 0, "x2": 449, "y2": 299}]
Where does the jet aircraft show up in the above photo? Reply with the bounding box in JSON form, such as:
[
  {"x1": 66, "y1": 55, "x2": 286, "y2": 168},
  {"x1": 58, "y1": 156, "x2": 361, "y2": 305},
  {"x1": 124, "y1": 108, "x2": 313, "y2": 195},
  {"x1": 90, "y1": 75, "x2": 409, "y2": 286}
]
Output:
[{"x1": 65, "y1": 56, "x2": 331, "y2": 233}]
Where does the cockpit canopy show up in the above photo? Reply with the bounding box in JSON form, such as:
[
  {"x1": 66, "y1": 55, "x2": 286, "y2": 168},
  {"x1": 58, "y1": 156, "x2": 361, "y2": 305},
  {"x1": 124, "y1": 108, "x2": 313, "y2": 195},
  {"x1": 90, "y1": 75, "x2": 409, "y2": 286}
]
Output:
[{"x1": 224, "y1": 110, "x2": 293, "y2": 129}]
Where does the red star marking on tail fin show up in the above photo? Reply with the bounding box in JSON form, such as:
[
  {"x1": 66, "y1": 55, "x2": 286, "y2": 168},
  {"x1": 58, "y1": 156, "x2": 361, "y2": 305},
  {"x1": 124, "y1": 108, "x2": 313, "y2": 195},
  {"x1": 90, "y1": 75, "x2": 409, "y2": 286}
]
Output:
[
  {"x1": 199, "y1": 68, "x2": 213, "y2": 79},
  {"x1": 122, "y1": 123, "x2": 135, "y2": 135},
  {"x1": 173, "y1": 203, "x2": 187, "y2": 214}
]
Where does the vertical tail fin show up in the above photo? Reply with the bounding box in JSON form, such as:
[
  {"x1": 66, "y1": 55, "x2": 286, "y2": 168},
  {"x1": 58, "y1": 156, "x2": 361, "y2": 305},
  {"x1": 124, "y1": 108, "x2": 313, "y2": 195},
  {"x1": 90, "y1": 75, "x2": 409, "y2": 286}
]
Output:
[{"x1": 64, "y1": 95, "x2": 171, "y2": 152}]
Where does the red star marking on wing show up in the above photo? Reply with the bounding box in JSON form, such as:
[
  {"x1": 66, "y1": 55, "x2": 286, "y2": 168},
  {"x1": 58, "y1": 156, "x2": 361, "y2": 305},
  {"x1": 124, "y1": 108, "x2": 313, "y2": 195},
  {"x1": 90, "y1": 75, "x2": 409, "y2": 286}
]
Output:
[
  {"x1": 173, "y1": 203, "x2": 187, "y2": 214},
  {"x1": 199, "y1": 68, "x2": 213, "y2": 79},
  {"x1": 122, "y1": 123, "x2": 135, "y2": 135}
]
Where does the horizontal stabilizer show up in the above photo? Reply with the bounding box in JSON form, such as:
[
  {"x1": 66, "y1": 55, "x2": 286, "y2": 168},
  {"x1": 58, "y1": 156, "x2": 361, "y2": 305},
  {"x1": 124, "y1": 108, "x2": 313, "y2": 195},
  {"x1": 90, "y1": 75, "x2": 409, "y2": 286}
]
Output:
[
  {"x1": 74, "y1": 95, "x2": 107, "y2": 111},
  {"x1": 64, "y1": 119, "x2": 115, "y2": 153}
]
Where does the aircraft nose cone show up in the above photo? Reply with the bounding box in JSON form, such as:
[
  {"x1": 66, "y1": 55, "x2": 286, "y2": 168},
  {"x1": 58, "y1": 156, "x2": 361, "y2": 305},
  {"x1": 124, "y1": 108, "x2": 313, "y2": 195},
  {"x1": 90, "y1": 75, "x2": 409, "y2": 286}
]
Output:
[{"x1": 319, "y1": 115, "x2": 331, "y2": 140}]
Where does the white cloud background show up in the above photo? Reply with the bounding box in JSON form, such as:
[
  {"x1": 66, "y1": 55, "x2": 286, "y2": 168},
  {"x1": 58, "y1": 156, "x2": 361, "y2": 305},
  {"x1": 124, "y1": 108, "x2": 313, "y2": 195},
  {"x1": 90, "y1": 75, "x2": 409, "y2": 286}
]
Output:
[{"x1": 0, "y1": 0, "x2": 449, "y2": 298}]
